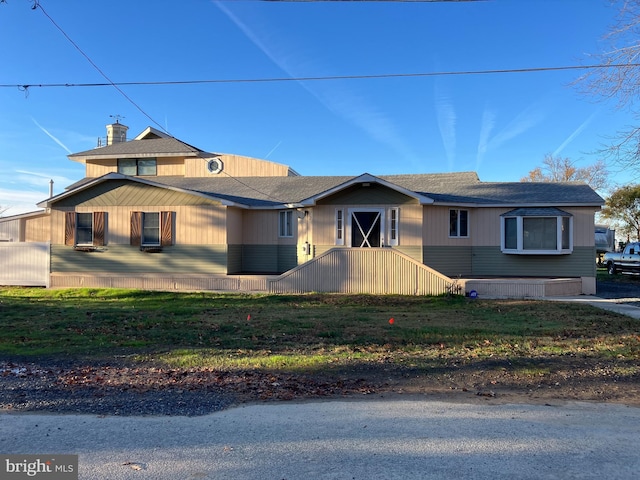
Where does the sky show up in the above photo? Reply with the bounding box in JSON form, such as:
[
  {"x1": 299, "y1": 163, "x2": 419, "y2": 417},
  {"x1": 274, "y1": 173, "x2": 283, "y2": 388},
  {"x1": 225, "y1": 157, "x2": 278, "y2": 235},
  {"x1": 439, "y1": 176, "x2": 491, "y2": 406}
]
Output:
[{"x1": 1, "y1": 0, "x2": 638, "y2": 216}]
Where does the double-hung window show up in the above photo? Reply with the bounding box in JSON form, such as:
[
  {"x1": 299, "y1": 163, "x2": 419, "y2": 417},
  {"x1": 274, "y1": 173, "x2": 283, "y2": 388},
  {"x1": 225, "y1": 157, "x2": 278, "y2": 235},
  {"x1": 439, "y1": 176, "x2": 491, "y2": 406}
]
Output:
[
  {"x1": 130, "y1": 211, "x2": 174, "y2": 248},
  {"x1": 75, "y1": 213, "x2": 93, "y2": 245},
  {"x1": 449, "y1": 209, "x2": 469, "y2": 238},
  {"x1": 279, "y1": 210, "x2": 293, "y2": 238},
  {"x1": 501, "y1": 208, "x2": 572, "y2": 254},
  {"x1": 142, "y1": 212, "x2": 160, "y2": 246},
  {"x1": 118, "y1": 158, "x2": 157, "y2": 176},
  {"x1": 65, "y1": 211, "x2": 106, "y2": 247}
]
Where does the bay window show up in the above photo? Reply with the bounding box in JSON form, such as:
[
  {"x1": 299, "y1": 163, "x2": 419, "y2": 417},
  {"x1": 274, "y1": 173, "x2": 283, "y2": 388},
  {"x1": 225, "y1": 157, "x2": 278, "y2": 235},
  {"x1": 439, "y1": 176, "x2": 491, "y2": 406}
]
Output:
[{"x1": 501, "y1": 208, "x2": 572, "y2": 254}]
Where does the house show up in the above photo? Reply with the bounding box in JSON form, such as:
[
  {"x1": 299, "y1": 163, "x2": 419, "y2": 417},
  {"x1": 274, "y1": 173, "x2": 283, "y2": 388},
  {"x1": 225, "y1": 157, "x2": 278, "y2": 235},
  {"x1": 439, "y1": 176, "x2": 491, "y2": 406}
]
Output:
[{"x1": 1, "y1": 122, "x2": 604, "y2": 297}]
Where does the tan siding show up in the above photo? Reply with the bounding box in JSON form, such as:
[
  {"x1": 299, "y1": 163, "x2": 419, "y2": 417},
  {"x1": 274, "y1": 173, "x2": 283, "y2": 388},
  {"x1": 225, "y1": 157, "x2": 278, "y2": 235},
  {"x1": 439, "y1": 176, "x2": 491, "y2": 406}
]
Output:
[
  {"x1": 425, "y1": 206, "x2": 598, "y2": 248},
  {"x1": 86, "y1": 159, "x2": 117, "y2": 177},
  {"x1": 24, "y1": 215, "x2": 51, "y2": 242},
  {"x1": 85, "y1": 157, "x2": 185, "y2": 177},
  {"x1": 424, "y1": 206, "x2": 470, "y2": 246},
  {"x1": 185, "y1": 154, "x2": 292, "y2": 178},
  {"x1": 226, "y1": 207, "x2": 243, "y2": 244},
  {"x1": 157, "y1": 157, "x2": 185, "y2": 176},
  {"x1": 567, "y1": 207, "x2": 597, "y2": 247},
  {"x1": 242, "y1": 210, "x2": 279, "y2": 244},
  {"x1": 52, "y1": 205, "x2": 226, "y2": 245},
  {"x1": 472, "y1": 208, "x2": 503, "y2": 246}
]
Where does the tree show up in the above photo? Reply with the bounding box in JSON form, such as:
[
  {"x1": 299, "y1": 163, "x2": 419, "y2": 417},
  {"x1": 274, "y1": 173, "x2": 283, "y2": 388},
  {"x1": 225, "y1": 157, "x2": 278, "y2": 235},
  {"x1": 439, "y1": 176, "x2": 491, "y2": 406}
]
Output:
[
  {"x1": 520, "y1": 154, "x2": 609, "y2": 191},
  {"x1": 600, "y1": 184, "x2": 640, "y2": 241},
  {"x1": 578, "y1": 0, "x2": 640, "y2": 174}
]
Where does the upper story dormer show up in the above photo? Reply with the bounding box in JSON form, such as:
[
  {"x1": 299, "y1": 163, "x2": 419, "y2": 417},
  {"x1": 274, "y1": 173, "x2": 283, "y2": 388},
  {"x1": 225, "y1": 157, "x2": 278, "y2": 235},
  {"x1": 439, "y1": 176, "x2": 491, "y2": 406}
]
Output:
[{"x1": 68, "y1": 122, "x2": 299, "y2": 179}]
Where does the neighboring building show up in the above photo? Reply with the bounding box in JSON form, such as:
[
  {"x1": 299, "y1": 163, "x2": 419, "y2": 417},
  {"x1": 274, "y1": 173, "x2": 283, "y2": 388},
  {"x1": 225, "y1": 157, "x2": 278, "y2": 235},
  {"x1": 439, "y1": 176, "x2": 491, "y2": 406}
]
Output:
[{"x1": 0, "y1": 122, "x2": 604, "y2": 296}]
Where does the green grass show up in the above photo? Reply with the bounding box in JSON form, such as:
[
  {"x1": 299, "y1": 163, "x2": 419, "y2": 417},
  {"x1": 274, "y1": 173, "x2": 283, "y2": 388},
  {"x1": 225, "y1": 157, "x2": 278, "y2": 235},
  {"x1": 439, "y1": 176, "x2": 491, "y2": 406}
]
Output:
[{"x1": 1, "y1": 287, "x2": 639, "y2": 371}]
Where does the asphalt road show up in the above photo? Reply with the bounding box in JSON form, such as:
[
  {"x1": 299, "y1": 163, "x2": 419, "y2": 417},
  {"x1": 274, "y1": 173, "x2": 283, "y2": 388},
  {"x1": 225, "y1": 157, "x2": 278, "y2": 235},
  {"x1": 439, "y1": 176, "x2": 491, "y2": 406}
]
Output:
[{"x1": 2, "y1": 399, "x2": 639, "y2": 479}]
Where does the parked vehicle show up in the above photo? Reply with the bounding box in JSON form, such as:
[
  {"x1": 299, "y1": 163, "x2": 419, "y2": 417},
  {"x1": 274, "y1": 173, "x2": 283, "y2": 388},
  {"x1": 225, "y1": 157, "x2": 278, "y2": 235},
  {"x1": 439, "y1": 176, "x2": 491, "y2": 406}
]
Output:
[
  {"x1": 603, "y1": 242, "x2": 640, "y2": 275},
  {"x1": 595, "y1": 225, "x2": 615, "y2": 266}
]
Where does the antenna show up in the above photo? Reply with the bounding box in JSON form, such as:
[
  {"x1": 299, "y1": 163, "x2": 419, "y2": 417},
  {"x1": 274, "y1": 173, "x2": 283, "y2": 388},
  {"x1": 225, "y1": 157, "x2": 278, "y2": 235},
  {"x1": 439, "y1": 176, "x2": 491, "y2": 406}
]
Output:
[{"x1": 109, "y1": 114, "x2": 125, "y2": 124}]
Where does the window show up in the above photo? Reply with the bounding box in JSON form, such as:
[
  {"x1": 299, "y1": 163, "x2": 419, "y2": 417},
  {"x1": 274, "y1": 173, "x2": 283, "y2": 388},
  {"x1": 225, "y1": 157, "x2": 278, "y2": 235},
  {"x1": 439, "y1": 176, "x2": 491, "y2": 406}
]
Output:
[
  {"x1": 118, "y1": 158, "x2": 157, "y2": 176},
  {"x1": 76, "y1": 213, "x2": 93, "y2": 245},
  {"x1": 501, "y1": 208, "x2": 573, "y2": 254},
  {"x1": 449, "y1": 209, "x2": 469, "y2": 238},
  {"x1": 335, "y1": 209, "x2": 344, "y2": 245},
  {"x1": 279, "y1": 210, "x2": 293, "y2": 238},
  {"x1": 389, "y1": 207, "x2": 399, "y2": 246},
  {"x1": 64, "y1": 212, "x2": 106, "y2": 247},
  {"x1": 130, "y1": 211, "x2": 174, "y2": 248},
  {"x1": 142, "y1": 212, "x2": 160, "y2": 246}
]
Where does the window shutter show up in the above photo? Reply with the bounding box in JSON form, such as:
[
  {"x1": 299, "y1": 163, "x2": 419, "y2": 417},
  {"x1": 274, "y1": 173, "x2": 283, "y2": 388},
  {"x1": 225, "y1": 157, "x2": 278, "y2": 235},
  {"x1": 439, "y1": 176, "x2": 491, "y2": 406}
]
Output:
[
  {"x1": 65, "y1": 212, "x2": 76, "y2": 246},
  {"x1": 161, "y1": 211, "x2": 174, "y2": 246},
  {"x1": 130, "y1": 211, "x2": 142, "y2": 246},
  {"x1": 93, "y1": 212, "x2": 106, "y2": 246}
]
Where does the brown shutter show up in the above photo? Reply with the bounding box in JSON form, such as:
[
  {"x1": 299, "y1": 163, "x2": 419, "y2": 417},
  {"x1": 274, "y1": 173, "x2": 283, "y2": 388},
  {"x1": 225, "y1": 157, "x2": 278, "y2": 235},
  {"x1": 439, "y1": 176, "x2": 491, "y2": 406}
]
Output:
[
  {"x1": 93, "y1": 212, "x2": 106, "y2": 246},
  {"x1": 64, "y1": 212, "x2": 76, "y2": 246},
  {"x1": 130, "y1": 211, "x2": 142, "y2": 246},
  {"x1": 161, "y1": 211, "x2": 174, "y2": 246}
]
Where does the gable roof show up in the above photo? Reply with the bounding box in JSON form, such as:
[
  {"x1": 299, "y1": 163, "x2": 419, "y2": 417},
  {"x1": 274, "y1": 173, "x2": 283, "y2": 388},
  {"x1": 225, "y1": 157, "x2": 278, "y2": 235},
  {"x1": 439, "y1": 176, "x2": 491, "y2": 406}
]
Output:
[
  {"x1": 48, "y1": 171, "x2": 604, "y2": 210},
  {"x1": 68, "y1": 137, "x2": 210, "y2": 162}
]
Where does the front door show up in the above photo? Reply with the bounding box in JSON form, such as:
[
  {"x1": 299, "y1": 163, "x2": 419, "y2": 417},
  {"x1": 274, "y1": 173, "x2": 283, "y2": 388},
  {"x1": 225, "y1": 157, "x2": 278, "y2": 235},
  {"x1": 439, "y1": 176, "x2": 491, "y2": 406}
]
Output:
[{"x1": 351, "y1": 210, "x2": 382, "y2": 247}]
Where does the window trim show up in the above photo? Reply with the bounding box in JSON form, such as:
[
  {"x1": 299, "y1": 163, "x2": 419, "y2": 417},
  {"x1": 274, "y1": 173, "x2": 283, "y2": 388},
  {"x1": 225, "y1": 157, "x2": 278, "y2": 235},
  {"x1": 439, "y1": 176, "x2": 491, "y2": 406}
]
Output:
[
  {"x1": 279, "y1": 210, "x2": 294, "y2": 238},
  {"x1": 449, "y1": 209, "x2": 469, "y2": 238},
  {"x1": 500, "y1": 211, "x2": 573, "y2": 255}
]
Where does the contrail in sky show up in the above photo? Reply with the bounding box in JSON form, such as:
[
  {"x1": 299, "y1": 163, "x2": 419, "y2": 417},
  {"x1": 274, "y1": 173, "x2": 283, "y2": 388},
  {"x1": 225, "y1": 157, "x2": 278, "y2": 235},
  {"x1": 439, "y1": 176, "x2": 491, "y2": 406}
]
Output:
[
  {"x1": 553, "y1": 112, "x2": 597, "y2": 157},
  {"x1": 476, "y1": 105, "x2": 496, "y2": 171},
  {"x1": 435, "y1": 84, "x2": 456, "y2": 170},
  {"x1": 31, "y1": 118, "x2": 72, "y2": 154},
  {"x1": 213, "y1": 1, "x2": 416, "y2": 164}
]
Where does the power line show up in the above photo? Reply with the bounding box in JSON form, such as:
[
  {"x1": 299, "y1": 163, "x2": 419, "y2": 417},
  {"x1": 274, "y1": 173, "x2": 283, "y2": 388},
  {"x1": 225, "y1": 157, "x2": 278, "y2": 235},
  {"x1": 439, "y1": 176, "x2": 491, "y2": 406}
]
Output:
[
  {"x1": 3, "y1": 63, "x2": 638, "y2": 90},
  {"x1": 28, "y1": 1, "x2": 288, "y2": 203},
  {"x1": 31, "y1": 1, "x2": 170, "y2": 135}
]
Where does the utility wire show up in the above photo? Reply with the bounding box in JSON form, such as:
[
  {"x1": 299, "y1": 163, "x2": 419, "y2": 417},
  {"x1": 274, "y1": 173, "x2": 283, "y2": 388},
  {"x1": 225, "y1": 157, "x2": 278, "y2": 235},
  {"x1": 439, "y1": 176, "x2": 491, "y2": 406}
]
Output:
[
  {"x1": 4, "y1": 63, "x2": 638, "y2": 90},
  {"x1": 32, "y1": 1, "x2": 170, "y2": 135},
  {"x1": 32, "y1": 0, "x2": 287, "y2": 203}
]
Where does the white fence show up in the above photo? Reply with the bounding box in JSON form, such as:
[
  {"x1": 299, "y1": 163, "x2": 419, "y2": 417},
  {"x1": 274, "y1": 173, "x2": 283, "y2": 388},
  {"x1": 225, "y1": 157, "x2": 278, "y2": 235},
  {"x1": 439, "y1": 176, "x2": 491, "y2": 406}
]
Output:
[{"x1": 0, "y1": 242, "x2": 50, "y2": 287}]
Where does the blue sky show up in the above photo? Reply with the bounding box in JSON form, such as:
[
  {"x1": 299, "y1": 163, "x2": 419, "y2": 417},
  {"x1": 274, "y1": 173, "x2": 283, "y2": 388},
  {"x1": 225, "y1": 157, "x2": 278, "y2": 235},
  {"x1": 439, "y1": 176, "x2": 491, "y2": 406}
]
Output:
[{"x1": 0, "y1": 0, "x2": 636, "y2": 215}]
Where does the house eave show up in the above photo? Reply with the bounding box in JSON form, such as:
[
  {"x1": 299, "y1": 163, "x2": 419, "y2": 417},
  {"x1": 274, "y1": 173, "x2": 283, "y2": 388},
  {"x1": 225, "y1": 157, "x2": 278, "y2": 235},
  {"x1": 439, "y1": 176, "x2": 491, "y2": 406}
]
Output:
[
  {"x1": 37, "y1": 173, "x2": 246, "y2": 208},
  {"x1": 299, "y1": 173, "x2": 435, "y2": 206},
  {"x1": 431, "y1": 201, "x2": 604, "y2": 209}
]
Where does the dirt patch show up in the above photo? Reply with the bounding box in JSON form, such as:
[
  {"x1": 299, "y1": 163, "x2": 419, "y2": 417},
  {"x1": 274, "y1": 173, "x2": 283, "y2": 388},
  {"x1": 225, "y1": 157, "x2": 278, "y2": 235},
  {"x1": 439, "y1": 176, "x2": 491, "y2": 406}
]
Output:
[{"x1": 2, "y1": 354, "x2": 639, "y2": 416}]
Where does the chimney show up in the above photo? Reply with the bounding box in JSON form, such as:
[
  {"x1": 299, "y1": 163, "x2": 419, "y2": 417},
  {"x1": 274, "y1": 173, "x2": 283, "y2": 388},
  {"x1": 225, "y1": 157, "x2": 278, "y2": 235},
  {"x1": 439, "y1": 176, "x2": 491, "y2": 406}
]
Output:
[
  {"x1": 49, "y1": 179, "x2": 54, "y2": 198},
  {"x1": 106, "y1": 120, "x2": 128, "y2": 145}
]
